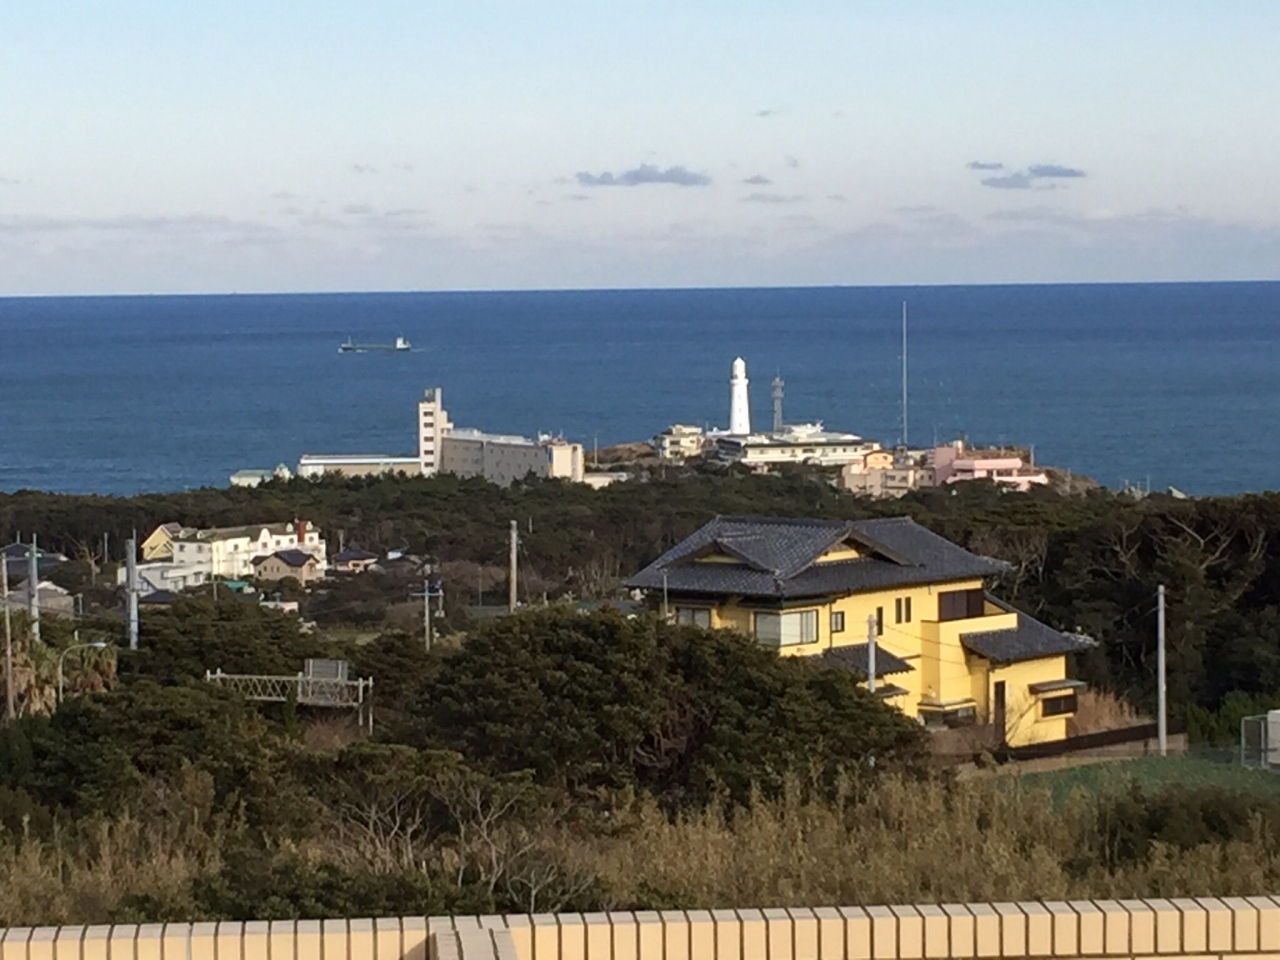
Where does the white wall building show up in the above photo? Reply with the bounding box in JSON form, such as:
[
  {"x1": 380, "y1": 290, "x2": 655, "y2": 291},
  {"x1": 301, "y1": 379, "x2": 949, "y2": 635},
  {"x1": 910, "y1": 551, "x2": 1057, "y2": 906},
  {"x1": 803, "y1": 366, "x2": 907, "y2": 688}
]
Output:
[
  {"x1": 655, "y1": 424, "x2": 708, "y2": 461},
  {"x1": 229, "y1": 464, "x2": 292, "y2": 487},
  {"x1": 166, "y1": 520, "x2": 326, "y2": 580},
  {"x1": 714, "y1": 422, "x2": 883, "y2": 468},
  {"x1": 118, "y1": 561, "x2": 209, "y2": 594},
  {"x1": 417, "y1": 387, "x2": 452, "y2": 476},
  {"x1": 296, "y1": 454, "x2": 420, "y2": 478}
]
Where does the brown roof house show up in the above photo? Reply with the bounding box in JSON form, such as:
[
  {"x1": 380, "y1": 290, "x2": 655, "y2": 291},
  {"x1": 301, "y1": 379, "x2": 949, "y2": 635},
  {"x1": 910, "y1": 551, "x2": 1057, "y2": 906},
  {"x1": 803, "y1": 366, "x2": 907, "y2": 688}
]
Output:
[{"x1": 252, "y1": 549, "x2": 324, "y2": 585}]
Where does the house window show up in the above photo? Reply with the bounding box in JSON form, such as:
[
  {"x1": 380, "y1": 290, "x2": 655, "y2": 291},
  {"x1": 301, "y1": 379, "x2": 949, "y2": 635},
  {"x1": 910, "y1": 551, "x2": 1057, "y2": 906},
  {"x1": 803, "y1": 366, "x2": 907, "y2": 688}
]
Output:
[
  {"x1": 895, "y1": 597, "x2": 914, "y2": 624},
  {"x1": 938, "y1": 588, "x2": 984, "y2": 621},
  {"x1": 1041, "y1": 693, "x2": 1078, "y2": 717},
  {"x1": 904, "y1": 596, "x2": 912, "y2": 622},
  {"x1": 875, "y1": 606, "x2": 884, "y2": 636},
  {"x1": 830, "y1": 610, "x2": 845, "y2": 633},
  {"x1": 676, "y1": 607, "x2": 711, "y2": 628},
  {"x1": 754, "y1": 610, "x2": 818, "y2": 646}
]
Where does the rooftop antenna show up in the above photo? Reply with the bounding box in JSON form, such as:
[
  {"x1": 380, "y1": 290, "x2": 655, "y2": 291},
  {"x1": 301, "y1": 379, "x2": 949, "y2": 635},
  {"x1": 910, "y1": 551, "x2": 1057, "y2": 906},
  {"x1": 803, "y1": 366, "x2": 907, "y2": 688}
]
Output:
[
  {"x1": 900, "y1": 301, "x2": 909, "y2": 449},
  {"x1": 771, "y1": 375, "x2": 784, "y2": 435}
]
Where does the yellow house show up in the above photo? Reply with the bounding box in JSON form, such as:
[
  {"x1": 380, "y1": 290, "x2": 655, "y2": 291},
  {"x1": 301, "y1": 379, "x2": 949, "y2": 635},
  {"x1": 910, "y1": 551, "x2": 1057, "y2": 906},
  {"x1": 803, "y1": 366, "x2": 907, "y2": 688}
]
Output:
[
  {"x1": 624, "y1": 515, "x2": 1092, "y2": 747},
  {"x1": 140, "y1": 522, "x2": 189, "y2": 561}
]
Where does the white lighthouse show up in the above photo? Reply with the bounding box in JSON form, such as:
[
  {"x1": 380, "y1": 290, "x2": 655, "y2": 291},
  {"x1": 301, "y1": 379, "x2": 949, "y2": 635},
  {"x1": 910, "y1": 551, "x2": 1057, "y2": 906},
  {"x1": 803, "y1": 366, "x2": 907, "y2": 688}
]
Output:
[{"x1": 729, "y1": 357, "x2": 751, "y2": 436}]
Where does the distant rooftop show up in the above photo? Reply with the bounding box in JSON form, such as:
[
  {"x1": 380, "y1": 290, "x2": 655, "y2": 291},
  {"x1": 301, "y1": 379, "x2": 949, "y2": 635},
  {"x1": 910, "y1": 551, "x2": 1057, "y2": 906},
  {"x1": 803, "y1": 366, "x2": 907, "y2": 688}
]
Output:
[
  {"x1": 298, "y1": 453, "x2": 418, "y2": 464},
  {"x1": 448, "y1": 428, "x2": 536, "y2": 446}
]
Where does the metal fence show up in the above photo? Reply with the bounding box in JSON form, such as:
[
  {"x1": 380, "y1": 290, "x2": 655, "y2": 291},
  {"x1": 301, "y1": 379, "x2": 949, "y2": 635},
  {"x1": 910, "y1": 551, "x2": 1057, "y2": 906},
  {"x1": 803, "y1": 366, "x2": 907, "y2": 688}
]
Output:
[
  {"x1": 1241, "y1": 712, "x2": 1274, "y2": 769},
  {"x1": 205, "y1": 666, "x2": 374, "y2": 732}
]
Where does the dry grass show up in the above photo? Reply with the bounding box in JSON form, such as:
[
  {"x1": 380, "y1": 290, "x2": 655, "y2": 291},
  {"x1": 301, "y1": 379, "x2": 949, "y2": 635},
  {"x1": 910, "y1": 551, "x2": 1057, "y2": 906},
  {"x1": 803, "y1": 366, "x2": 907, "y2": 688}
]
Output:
[
  {"x1": 5, "y1": 767, "x2": 1280, "y2": 925},
  {"x1": 577, "y1": 774, "x2": 1280, "y2": 909},
  {"x1": 0, "y1": 772, "x2": 225, "y2": 927},
  {"x1": 1069, "y1": 689, "x2": 1146, "y2": 736}
]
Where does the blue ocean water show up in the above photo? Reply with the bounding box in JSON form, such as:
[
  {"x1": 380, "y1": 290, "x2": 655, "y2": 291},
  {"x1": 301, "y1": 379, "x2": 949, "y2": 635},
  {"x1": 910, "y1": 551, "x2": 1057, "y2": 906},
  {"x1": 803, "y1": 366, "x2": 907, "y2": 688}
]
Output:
[{"x1": 0, "y1": 283, "x2": 1277, "y2": 497}]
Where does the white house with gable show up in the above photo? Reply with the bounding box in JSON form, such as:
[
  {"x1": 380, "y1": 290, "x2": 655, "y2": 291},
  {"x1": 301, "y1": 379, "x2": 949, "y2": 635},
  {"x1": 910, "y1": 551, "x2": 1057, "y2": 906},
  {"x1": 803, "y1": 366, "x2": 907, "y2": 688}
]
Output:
[{"x1": 157, "y1": 520, "x2": 326, "y2": 579}]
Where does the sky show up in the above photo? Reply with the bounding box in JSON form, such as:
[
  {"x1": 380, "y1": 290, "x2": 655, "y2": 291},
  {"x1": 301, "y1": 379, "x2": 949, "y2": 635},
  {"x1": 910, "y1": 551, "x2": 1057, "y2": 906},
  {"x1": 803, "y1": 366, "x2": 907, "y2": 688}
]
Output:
[{"x1": 2, "y1": 1, "x2": 1280, "y2": 295}]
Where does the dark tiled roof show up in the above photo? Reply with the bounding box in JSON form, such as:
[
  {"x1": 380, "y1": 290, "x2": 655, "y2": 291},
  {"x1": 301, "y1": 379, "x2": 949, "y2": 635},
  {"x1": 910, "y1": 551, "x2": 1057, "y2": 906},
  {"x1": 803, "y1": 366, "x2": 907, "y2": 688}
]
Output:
[
  {"x1": 255, "y1": 549, "x2": 317, "y2": 568},
  {"x1": 960, "y1": 597, "x2": 1095, "y2": 664},
  {"x1": 624, "y1": 515, "x2": 1007, "y2": 600},
  {"x1": 819, "y1": 643, "x2": 914, "y2": 679},
  {"x1": 334, "y1": 548, "x2": 379, "y2": 562}
]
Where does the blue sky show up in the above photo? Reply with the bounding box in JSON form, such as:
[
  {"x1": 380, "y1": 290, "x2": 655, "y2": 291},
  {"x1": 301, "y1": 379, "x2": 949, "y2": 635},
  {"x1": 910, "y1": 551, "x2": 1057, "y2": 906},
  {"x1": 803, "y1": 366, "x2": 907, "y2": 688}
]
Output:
[{"x1": 2, "y1": 1, "x2": 1279, "y2": 294}]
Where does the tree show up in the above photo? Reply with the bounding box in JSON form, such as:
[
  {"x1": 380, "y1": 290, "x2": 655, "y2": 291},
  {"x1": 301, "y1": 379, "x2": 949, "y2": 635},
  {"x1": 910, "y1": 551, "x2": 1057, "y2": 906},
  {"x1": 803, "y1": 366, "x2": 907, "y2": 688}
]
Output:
[{"x1": 409, "y1": 608, "x2": 927, "y2": 807}]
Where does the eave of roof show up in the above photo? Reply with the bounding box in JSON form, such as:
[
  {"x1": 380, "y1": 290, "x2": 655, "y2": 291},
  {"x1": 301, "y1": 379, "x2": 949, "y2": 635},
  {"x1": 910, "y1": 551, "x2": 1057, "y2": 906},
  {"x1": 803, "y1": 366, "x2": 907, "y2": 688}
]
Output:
[
  {"x1": 819, "y1": 643, "x2": 914, "y2": 679},
  {"x1": 960, "y1": 608, "x2": 1094, "y2": 664}
]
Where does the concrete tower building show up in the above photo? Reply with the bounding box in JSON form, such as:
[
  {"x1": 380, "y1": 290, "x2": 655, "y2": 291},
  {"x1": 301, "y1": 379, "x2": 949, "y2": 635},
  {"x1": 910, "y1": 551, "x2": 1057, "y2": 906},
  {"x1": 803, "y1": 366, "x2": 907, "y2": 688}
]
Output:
[
  {"x1": 729, "y1": 357, "x2": 751, "y2": 435},
  {"x1": 417, "y1": 387, "x2": 452, "y2": 476}
]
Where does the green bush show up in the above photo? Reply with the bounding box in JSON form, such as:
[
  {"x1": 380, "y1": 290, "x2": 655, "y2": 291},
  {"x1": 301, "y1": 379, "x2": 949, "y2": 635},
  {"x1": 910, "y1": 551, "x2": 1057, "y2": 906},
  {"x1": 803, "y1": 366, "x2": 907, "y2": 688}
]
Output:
[{"x1": 410, "y1": 608, "x2": 927, "y2": 806}]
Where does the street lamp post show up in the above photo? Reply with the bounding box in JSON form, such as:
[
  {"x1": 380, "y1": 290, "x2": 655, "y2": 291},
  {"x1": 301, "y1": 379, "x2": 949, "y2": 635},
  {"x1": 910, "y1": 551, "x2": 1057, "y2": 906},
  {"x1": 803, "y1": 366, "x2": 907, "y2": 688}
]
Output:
[{"x1": 58, "y1": 637, "x2": 109, "y2": 706}]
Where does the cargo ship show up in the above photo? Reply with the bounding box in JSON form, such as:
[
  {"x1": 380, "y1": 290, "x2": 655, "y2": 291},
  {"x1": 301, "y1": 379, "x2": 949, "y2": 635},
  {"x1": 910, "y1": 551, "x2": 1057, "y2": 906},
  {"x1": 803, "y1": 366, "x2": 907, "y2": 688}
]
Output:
[{"x1": 339, "y1": 336, "x2": 411, "y2": 353}]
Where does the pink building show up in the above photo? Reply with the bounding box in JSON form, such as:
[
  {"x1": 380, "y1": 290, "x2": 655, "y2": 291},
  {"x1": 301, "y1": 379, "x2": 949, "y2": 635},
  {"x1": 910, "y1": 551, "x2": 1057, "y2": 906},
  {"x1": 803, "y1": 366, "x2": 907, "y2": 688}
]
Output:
[{"x1": 932, "y1": 441, "x2": 1050, "y2": 493}]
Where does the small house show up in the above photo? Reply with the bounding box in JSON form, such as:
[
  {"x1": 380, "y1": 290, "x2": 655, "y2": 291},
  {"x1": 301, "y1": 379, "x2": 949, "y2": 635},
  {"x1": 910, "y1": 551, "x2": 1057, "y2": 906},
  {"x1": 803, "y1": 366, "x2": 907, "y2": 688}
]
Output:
[
  {"x1": 332, "y1": 548, "x2": 380, "y2": 574},
  {"x1": 252, "y1": 549, "x2": 324, "y2": 585}
]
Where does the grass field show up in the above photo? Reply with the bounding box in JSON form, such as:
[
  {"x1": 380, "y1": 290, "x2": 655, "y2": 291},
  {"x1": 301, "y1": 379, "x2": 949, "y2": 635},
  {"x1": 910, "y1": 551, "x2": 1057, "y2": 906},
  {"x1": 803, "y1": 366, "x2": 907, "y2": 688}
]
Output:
[{"x1": 1013, "y1": 750, "x2": 1280, "y2": 804}]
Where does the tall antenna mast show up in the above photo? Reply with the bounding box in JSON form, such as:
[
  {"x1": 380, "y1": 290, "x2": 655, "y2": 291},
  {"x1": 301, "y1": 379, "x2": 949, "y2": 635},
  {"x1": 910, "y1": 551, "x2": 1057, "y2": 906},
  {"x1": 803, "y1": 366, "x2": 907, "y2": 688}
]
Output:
[
  {"x1": 901, "y1": 301, "x2": 909, "y2": 448},
  {"x1": 771, "y1": 375, "x2": 784, "y2": 435}
]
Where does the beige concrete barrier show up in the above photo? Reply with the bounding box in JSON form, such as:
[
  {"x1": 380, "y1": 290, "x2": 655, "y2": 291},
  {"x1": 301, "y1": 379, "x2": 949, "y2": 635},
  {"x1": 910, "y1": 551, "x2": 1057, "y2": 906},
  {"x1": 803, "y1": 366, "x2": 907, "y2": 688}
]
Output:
[{"x1": 4, "y1": 900, "x2": 1280, "y2": 960}]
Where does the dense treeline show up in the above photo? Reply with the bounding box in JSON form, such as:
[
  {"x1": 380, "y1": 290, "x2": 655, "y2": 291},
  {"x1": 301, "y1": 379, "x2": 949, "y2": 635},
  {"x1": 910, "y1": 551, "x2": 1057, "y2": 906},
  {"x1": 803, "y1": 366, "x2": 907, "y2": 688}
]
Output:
[{"x1": 6, "y1": 471, "x2": 1280, "y2": 721}]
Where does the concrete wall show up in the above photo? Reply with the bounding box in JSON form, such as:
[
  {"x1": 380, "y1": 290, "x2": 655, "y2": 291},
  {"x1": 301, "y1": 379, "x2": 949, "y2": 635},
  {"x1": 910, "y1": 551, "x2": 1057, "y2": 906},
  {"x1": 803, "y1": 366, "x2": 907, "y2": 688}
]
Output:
[
  {"x1": 440, "y1": 435, "x2": 549, "y2": 487},
  {"x1": 7, "y1": 899, "x2": 1280, "y2": 960}
]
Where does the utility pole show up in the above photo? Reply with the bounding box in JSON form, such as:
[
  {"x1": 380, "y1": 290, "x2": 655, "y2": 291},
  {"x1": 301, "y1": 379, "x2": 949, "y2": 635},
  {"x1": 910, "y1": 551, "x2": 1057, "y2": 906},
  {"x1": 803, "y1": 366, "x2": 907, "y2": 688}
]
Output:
[
  {"x1": 2, "y1": 554, "x2": 13, "y2": 722},
  {"x1": 866, "y1": 613, "x2": 878, "y2": 694},
  {"x1": 508, "y1": 520, "x2": 518, "y2": 613},
  {"x1": 1157, "y1": 584, "x2": 1167, "y2": 756},
  {"x1": 661, "y1": 570, "x2": 669, "y2": 621},
  {"x1": 424, "y1": 575, "x2": 432, "y2": 649},
  {"x1": 27, "y1": 537, "x2": 40, "y2": 643},
  {"x1": 416, "y1": 567, "x2": 443, "y2": 651},
  {"x1": 126, "y1": 536, "x2": 139, "y2": 650}
]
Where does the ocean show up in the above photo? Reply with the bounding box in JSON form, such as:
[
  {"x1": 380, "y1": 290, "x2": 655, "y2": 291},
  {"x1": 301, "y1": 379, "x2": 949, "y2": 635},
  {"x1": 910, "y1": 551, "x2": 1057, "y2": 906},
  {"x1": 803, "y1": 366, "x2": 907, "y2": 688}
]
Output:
[{"x1": 1, "y1": 283, "x2": 1277, "y2": 497}]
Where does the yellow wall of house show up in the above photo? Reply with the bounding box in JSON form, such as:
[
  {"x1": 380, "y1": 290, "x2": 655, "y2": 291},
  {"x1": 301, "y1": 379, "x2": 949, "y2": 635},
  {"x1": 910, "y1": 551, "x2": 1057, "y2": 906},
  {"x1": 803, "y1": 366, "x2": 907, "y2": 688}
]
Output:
[
  {"x1": 682, "y1": 578, "x2": 1075, "y2": 747},
  {"x1": 815, "y1": 546, "x2": 863, "y2": 562},
  {"x1": 989, "y1": 656, "x2": 1071, "y2": 745},
  {"x1": 141, "y1": 526, "x2": 175, "y2": 561}
]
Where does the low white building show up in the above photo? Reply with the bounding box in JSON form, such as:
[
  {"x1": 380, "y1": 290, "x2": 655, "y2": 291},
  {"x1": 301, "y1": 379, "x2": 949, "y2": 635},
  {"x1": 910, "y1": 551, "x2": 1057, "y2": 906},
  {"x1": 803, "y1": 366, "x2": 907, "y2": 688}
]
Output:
[
  {"x1": 118, "y1": 561, "x2": 208, "y2": 594},
  {"x1": 582, "y1": 471, "x2": 631, "y2": 490},
  {"x1": 229, "y1": 464, "x2": 293, "y2": 487},
  {"x1": 295, "y1": 454, "x2": 421, "y2": 479},
  {"x1": 714, "y1": 422, "x2": 883, "y2": 469},
  {"x1": 655, "y1": 424, "x2": 708, "y2": 461}
]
